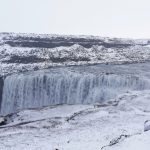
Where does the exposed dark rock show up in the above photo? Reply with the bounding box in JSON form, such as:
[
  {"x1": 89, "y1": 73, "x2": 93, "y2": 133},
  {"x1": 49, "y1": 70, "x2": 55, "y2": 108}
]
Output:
[
  {"x1": 101, "y1": 134, "x2": 130, "y2": 150},
  {"x1": 0, "y1": 117, "x2": 7, "y2": 126},
  {"x1": 144, "y1": 120, "x2": 150, "y2": 132},
  {"x1": 50, "y1": 57, "x2": 90, "y2": 63},
  {"x1": 4, "y1": 35, "x2": 133, "y2": 49},
  {"x1": 0, "y1": 77, "x2": 4, "y2": 109},
  {"x1": 3, "y1": 55, "x2": 47, "y2": 64}
]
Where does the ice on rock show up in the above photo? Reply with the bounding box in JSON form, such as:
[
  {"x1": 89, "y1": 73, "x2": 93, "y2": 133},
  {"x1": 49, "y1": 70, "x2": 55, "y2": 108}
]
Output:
[{"x1": 1, "y1": 66, "x2": 150, "y2": 115}]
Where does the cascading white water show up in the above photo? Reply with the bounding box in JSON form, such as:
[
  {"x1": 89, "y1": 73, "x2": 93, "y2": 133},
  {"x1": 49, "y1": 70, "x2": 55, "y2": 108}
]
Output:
[{"x1": 1, "y1": 66, "x2": 150, "y2": 115}]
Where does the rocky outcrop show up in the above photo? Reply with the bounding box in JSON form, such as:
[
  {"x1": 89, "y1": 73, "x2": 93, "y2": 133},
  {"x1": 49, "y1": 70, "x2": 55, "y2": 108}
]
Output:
[
  {"x1": 3, "y1": 33, "x2": 134, "y2": 49},
  {"x1": 0, "y1": 77, "x2": 4, "y2": 109},
  {"x1": 0, "y1": 117, "x2": 6, "y2": 126},
  {"x1": 144, "y1": 120, "x2": 150, "y2": 132}
]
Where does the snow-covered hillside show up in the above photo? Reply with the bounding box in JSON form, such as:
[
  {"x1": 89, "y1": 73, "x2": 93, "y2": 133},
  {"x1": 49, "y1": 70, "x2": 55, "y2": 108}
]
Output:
[{"x1": 0, "y1": 32, "x2": 150, "y2": 76}]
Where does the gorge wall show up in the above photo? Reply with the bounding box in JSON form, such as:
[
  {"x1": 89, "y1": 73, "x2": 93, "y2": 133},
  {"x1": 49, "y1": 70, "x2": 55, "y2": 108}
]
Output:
[{"x1": 1, "y1": 64, "x2": 150, "y2": 115}]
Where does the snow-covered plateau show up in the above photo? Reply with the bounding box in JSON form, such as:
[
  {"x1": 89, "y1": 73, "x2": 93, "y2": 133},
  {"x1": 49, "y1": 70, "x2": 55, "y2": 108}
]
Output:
[
  {"x1": 0, "y1": 32, "x2": 150, "y2": 76},
  {"x1": 0, "y1": 33, "x2": 150, "y2": 150}
]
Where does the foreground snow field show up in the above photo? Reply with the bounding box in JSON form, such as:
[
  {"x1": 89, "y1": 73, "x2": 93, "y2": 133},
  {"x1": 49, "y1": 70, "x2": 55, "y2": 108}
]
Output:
[{"x1": 0, "y1": 90, "x2": 150, "y2": 150}]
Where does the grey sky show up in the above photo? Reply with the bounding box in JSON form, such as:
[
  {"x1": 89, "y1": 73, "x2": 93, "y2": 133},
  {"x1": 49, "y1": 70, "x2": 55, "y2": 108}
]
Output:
[{"x1": 0, "y1": 0, "x2": 150, "y2": 38}]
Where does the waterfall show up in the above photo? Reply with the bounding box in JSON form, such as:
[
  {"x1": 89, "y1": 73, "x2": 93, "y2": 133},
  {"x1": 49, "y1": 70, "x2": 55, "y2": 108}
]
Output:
[{"x1": 1, "y1": 67, "x2": 149, "y2": 115}]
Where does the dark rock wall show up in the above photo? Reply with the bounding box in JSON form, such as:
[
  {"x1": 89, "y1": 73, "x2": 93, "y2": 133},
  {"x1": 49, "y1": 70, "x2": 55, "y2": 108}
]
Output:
[
  {"x1": 0, "y1": 77, "x2": 4, "y2": 109},
  {"x1": 5, "y1": 36, "x2": 133, "y2": 49}
]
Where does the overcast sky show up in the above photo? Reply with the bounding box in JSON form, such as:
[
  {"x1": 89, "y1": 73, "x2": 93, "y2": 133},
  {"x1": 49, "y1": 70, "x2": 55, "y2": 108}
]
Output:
[{"x1": 0, "y1": 0, "x2": 150, "y2": 38}]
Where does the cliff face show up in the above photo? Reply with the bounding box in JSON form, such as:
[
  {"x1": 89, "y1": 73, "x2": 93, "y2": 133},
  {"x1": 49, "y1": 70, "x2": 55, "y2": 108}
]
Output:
[
  {"x1": 0, "y1": 77, "x2": 4, "y2": 109},
  {"x1": 1, "y1": 62, "x2": 150, "y2": 115},
  {"x1": 3, "y1": 33, "x2": 134, "y2": 49}
]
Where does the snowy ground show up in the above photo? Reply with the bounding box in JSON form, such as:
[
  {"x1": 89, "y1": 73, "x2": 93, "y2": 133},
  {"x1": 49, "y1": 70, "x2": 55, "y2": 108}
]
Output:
[{"x1": 0, "y1": 90, "x2": 150, "y2": 150}]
